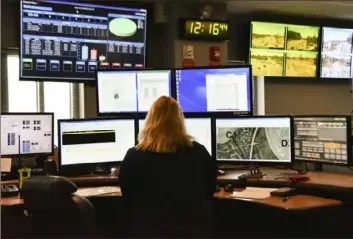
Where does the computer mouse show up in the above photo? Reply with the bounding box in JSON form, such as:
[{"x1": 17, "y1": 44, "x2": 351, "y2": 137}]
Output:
[{"x1": 224, "y1": 184, "x2": 234, "y2": 193}]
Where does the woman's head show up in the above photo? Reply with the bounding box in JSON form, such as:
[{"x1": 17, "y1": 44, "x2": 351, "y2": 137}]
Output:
[{"x1": 137, "y1": 96, "x2": 193, "y2": 152}]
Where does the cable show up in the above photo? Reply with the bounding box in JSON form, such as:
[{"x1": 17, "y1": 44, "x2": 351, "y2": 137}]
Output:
[{"x1": 346, "y1": 166, "x2": 353, "y2": 171}]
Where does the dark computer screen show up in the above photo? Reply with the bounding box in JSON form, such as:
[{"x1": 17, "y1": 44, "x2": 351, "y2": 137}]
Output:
[
  {"x1": 294, "y1": 116, "x2": 350, "y2": 165},
  {"x1": 1, "y1": 113, "x2": 54, "y2": 157},
  {"x1": 20, "y1": 0, "x2": 147, "y2": 82},
  {"x1": 175, "y1": 66, "x2": 252, "y2": 114},
  {"x1": 215, "y1": 116, "x2": 292, "y2": 163},
  {"x1": 97, "y1": 69, "x2": 172, "y2": 114}
]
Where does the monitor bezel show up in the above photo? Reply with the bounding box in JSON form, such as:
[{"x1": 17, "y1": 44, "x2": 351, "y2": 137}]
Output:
[
  {"x1": 293, "y1": 115, "x2": 353, "y2": 166},
  {"x1": 214, "y1": 115, "x2": 294, "y2": 165},
  {"x1": 95, "y1": 68, "x2": 176, "y2": 117},
  {"x1": 57, "y1": 116, "x2": 137, "y2": 170},
  {"x1": 319, "y1": 26, "x2": 353, "y2": 80},
  {"x1": 173, "y1": 65, "x2": 254, "y2": 116},
  {"x1": 0, "y1": 112, "x2": 55, "y2": 158},
  {"x1": 248, "y1": 21, "x2": 321, "y2": 79},
  {"x1": 19, "y1": 0, "x2": 148, "y2": 83}
]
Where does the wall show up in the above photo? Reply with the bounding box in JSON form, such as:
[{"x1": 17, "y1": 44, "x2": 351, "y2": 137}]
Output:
[
  {"x1": 228, "y1": 12, "x2": 353, "y2": 115},
  {"x1": 170, "y1": 2, "x2": 228, "y2": 67}
]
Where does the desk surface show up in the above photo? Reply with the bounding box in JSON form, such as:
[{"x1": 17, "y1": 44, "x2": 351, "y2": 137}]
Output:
[
  {"x1": 218, "y1": 167, "x2": 353, "y2": 189},
  {"x1": 1, "y1": 186, "x2": 342, "y2": 211}
]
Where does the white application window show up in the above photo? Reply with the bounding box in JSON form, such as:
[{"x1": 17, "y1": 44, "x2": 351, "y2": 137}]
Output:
[
  {"x1": 206, "y1": 74, "x2": 248, "y2": 111},
  {"x1": 1, "y1": 114, "x2": 53, "y2": 155},
  {"x1": 98, "y1": 72, "x2": 137, "y2": 113},
  {"x1": 137, "y1": 71, "x2": 170, "y2": 111},
  {"x1": 185, "y1": 118, "x2": 212, "y2": 155},
  {"x1": 60, "y1": 119, "x2": 135, "y2": 165}
]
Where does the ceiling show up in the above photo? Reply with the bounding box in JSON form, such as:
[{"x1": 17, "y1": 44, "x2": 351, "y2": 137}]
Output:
[{"x1": 226, "y1": 1, "x2": 353, "y2": 20}]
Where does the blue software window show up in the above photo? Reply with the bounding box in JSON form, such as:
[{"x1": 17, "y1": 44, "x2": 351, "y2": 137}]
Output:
[{"x1": 175, "y1": 67, "x2": 252, "y2": 113}]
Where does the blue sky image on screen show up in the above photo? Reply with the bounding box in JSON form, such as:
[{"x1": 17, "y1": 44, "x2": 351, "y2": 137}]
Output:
[{"x1": 175, "y1": 67, "x2": 251, "y2": 113}]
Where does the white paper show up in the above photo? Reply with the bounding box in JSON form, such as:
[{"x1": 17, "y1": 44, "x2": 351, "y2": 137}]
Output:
[
  {"x1": 1, "y1": 158, "x2": 12, "y2": 172},
  {"x1": 230, "y1": 187, "x2": 278, "y2": 200},
  {"x1": 75, "y1": 187, "x2": 120, "y2": 197}
]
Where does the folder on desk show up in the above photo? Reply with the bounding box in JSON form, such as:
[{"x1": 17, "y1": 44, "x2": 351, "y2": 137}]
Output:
[
  {"x1": 230, "y1": 187, "x2": 278, "y2": 199},
  {"x1": 75, "y1": 187, "x2": 121, "y2": 197}
]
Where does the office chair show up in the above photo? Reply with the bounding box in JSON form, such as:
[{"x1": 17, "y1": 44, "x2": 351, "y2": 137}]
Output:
[{"x1": 21, "y1": 176, "x2": 96, "y2": 238}]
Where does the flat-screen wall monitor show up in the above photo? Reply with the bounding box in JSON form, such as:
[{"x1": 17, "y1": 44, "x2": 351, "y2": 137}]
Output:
[
  {"x1": 175, "y1": 66, "x2": 252, "y2": 114},
  {"x1": 138, "y1": 118, "x2": 212, "y2": 155},
  {"x1": 0, "y1": 113, "x2": 54, "y2": 157},
  {"x1": 58, "y1": 118, "x2": 135, "y2": 166},
  {"x1": 215, "y1": 116, "x2": 292, "y2": 163},
  {"x1": 249, "y1": 21, "x2": 320, "y2": 77},
  {"x1": 20, "y1": 0, "x2": 147, "y2": 82},
  {"x1": 293, "y1": 116, "x2": 350, "y2": 165},
  {"x1": 97, "y1": 69, "x2": 172, "y2": 114},
  {"x1": 321, "y1": 27, "x2": 353, "y2": 78}
]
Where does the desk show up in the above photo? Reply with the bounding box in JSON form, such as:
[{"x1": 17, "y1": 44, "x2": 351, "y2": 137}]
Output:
[
  {"x1": 1, "y1": 186, "x2": 342, "y2": 211},
  {"x1": 218, "y1": 167, "x2": 353, "y2": 191}
]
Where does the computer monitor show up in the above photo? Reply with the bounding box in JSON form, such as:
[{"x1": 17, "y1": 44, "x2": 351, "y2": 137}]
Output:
[
  {"x1": 96, "y1": 69, "x2": 173, "y2": 114},
  {"x1": 215, "y1": 116, "x2": 293, "y2": 163},
  {"x1": 175, "y1": 66, "x2": 252, "y2": 114},
  {"x1": 58, "y1": 118, "x2": 136, "y2": 166},
  {"x1": 0, "y1": 113, "x2": 54, "y2": 157},
  {"x1": 293, "y1": 116, "x2": 351, "y2": 165},
  {"x1": 20, "y1": 0, "x2": 147, "y2": 82},
  {"x1": 138, "y1": 117, "x2": 213, "y2": 155}
]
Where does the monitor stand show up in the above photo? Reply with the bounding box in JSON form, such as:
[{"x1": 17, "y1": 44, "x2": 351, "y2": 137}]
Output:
[{"x1": 94, "y1": 164, "x2": 112, "y2": 175}]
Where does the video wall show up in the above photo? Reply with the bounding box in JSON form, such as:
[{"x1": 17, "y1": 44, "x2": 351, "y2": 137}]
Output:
[
  {"x1": 321, "y1": 27, "x2": 353, "y2": 78},
  {"x1": 249, "y1": 22, "x2": 320, "y2": 77}
]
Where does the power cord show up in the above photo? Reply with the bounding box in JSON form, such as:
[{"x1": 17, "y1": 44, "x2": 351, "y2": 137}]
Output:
[{"x1": 346, "y1": 166, "x2": 353, "y2": 171}]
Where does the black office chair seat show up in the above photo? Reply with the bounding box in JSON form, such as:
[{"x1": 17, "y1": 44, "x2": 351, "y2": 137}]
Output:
[{"x1": 21, "y1": 176, "x2": 96, "y2": 238}]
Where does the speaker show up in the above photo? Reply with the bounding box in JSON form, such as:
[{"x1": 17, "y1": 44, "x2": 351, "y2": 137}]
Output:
[{"x1": 43, "y1": 159, "x2": 58, "y2": 175}]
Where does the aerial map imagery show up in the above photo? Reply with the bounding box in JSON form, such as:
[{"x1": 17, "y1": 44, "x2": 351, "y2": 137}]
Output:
[{"x1": 216, "y1": 127, "x2": 290, "y2": 161}]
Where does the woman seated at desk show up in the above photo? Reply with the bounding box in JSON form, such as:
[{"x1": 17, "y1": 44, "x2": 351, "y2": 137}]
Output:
[{"x1": 119, "y1": 96, "x2": 217, "y2": 238}]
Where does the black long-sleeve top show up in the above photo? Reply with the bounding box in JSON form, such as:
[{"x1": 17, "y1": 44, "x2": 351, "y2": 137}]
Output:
[{"x1": 119, "y1": 141, "x2": 217, "y2": 238}]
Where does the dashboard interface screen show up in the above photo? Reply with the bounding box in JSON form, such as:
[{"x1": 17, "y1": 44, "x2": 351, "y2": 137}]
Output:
[
  {"x1": 215, "y1": 117, "x2": 292, "y2": 163},
  {"x1": 1, "y1": 114, "x2": 53, "y2": 156},
  {"x1": 97, "y1": 70, "x2": 172, "y2": 113},
  {"x1": 175, "y1": 67, "x2": 252, "y2": 113},
  {"x1": 20, "y1": 0, "x2": 147, "y2": 81},
  {"x1": 294, "y1": 116, "x2": 349, "y2": 165},
  {"x1": 138, "y1": 118, "x2": 212, "y2": 155},
  {"x1": 59, "y1": 119, "x2": 135, "y2": 165}
]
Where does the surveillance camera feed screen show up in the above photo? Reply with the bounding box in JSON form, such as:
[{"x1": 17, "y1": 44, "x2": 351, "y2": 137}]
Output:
[
  {"x1": 20, "y1": 0, "x2": 146, "y2": 82},
  {"x1": 175, "y1": 67, "x2": 252, "y2": 113},
  {"x1": 97, "y1": 70, "x2": 172, "y2": 113},
  {"x1": 294, "y1": 117, "x2": 349, "y2": 165},
  {"x1": 215, "y1": 117, "x2": 292, "y2": 163},
  {"x1": 250, "y1": 22, "x2": 320, "y2": 77},
  {"x1": 321, "y1": 27, "x2": 353, "y2": 78}
]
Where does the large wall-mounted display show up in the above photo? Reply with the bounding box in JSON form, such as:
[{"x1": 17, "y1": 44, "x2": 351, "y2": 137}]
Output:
[
  {"x1": 20, "y1": 0, "x2": 147, "y2": 82},
  {"x1": 320, "y1": 27, "x2": 353, "y2": 78},
  {"x1": 249, "y1": 22, "x2": 320, "y2": 77}
]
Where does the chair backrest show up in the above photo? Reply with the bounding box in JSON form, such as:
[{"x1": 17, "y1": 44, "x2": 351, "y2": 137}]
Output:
[{"x1": 21, "y1": 176, "x2": 95, "y2": 238}]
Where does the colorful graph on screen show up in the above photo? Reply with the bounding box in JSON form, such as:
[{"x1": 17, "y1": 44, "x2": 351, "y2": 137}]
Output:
[
  {"x1": 321, "y1": 27, "x2": 353, "y2": 78},
  {"x1": 250, "y1": 22, "x2": 320, "y2": 77}
]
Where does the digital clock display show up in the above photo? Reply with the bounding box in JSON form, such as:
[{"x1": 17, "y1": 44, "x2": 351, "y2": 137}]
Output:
[{"x1": 182, "y1": 19, "x2": 229, "y2": 41}]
